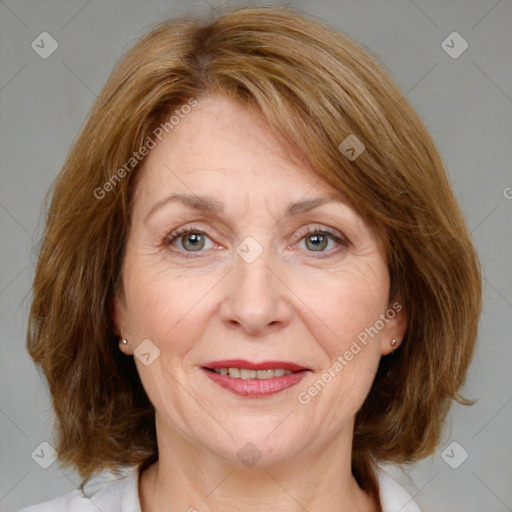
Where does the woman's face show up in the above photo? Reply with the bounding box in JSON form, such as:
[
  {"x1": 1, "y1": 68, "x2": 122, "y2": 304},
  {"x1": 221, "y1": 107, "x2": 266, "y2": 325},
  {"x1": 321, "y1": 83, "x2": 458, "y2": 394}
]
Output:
[{"x1": 114, "y1": 94, "x2": 406, "y2": 466}]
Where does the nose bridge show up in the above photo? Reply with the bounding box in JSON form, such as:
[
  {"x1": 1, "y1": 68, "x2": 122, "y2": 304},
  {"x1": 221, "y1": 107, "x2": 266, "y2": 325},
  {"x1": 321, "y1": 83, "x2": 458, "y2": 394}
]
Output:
[{"x1": 221, "y1": 233, "x2": 291, "y2": 334}]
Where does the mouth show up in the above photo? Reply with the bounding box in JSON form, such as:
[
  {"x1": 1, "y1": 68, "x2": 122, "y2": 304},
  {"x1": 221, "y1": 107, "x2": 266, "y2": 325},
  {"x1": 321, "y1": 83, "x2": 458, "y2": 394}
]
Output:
[{"x1": 201, "y1": 359, "x2": 311, "y2": 398}]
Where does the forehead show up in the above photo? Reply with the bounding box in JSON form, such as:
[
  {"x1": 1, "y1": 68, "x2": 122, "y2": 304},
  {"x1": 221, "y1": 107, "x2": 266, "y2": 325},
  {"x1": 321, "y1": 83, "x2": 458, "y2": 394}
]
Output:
[
  {"x1": 126, "y1": 95, "x2": 387, "y2": 259},
  {"x1": 132, "y1": 94, "x2": 344, "y2": 212}
]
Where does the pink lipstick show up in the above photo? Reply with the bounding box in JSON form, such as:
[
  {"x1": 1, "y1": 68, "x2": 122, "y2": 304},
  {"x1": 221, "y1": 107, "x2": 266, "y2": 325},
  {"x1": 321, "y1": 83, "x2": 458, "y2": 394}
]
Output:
[{"x1": 201, "y1": 359, "x2": 310, "y2": 398}]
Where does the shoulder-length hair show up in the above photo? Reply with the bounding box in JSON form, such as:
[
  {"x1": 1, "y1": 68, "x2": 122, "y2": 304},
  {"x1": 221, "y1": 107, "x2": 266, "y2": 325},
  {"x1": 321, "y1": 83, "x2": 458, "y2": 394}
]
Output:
[{"x1": 27, "y1": 3, "x2": 482, "y2": 497}]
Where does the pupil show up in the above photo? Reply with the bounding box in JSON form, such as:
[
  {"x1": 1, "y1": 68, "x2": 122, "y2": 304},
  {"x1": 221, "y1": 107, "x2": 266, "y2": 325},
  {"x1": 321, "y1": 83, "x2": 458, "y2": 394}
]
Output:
[
  {"x1": 307, "y1": 234, "x2": 327, "y2": 251},
  {"x1": 184, "y1": 233, "x2": 204, "y2": 251}
]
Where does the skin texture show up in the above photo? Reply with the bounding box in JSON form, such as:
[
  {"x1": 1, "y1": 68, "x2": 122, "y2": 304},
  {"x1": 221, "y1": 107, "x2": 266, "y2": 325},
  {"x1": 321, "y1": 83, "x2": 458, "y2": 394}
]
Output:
[{"x1": 114, "y1": 94, "x2": 407, "y2": 512}]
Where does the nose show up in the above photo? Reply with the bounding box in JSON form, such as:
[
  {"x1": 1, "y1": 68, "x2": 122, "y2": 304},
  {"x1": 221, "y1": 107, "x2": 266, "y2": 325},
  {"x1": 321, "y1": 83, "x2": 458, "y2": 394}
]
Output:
[{"x1": 220, "y1": 244, "x2": 293, "y2": 337}]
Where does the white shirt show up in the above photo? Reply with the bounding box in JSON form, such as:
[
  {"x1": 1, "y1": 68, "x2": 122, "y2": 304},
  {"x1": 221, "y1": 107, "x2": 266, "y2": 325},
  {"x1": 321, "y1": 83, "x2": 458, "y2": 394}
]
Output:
[{"x1": 18, "y1": 465, "x2": 421, "y2": 512}]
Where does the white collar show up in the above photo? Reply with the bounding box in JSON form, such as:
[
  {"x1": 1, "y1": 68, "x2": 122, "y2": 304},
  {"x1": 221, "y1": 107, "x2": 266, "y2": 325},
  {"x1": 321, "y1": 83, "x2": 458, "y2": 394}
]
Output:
[{"x1": 82, "y1": 464, "x2": 421, "y2": 512}]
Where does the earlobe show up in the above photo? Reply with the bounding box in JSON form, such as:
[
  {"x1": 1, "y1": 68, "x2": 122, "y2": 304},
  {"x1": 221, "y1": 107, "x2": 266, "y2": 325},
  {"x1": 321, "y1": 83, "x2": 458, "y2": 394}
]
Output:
[
  {"x1": 382, "y1": 337, "x2": 401, "y2": 356},
  {"x1": 380, "y1": 301, "x2": 408, "y2": 355},
  {"x1": 111, "y1": 295, "x2": 133, "y2": 354},
  {"x1": 118, "y1": 337, "x2": 132, "y2": 355}
]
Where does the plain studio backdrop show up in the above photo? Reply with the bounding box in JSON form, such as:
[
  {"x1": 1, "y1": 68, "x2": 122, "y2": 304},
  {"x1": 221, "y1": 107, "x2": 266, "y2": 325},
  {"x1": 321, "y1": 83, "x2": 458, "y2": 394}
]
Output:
[{"x1": 0, "y1": 1, "x2": 511, "y2": 511}]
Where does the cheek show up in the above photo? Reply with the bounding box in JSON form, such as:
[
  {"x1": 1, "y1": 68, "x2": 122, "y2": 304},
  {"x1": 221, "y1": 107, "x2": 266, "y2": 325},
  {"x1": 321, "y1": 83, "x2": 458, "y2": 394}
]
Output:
[
  {"x1": 122, "y1": 255, "x2": 221, "y2": 352},
  {"x1": 294, "y1": 259, "x2": 389, "y2": 414},
  {"x1": 296, "y1": 258, "x2": 390, "y2": 352},
  {"x1": 300, "y1": 280, "x2": 387, "y2": 425}
]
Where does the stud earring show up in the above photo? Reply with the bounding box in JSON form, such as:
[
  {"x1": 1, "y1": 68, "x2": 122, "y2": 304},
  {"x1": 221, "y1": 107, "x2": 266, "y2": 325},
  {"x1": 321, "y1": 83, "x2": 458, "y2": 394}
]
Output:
[
  {"x1": 121, "y1": 338, "x2": 127, "y2": 345},
  {"x1": 391, "y1": 339, "x2": 397, "y2": 347}
]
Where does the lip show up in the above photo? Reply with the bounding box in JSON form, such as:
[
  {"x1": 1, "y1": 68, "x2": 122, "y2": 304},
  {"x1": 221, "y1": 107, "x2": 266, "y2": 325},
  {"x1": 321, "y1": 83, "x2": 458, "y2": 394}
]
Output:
[
  {"x1": 202, "y1": 368, "x2": 309, "y2": 398},
  {"x1": 201, "y1": 359, "x2": 310, "y2": 398},
  {"x1": 203, "y1": 359, "x2": 308, "y2": 372}
]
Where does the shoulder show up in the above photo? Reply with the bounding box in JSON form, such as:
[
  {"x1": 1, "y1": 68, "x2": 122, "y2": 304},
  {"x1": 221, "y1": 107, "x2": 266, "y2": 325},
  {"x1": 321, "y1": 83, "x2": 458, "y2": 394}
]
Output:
[
  {"x1": 376, "y1": 466, "x2": 422, "y2": 512},
  {"x1": 18, "y1": 467, "x2": 141, "y2": 512},
  {"x1": 17, "y1": 488, "x2": 84, "y2": 512}
]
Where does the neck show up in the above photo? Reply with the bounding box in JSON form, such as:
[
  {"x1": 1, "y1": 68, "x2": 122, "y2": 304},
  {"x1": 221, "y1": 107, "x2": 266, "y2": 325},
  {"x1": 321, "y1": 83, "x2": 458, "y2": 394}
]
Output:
[{"x1": 139, "y1": 419, "x2": 380, "y2": 512}]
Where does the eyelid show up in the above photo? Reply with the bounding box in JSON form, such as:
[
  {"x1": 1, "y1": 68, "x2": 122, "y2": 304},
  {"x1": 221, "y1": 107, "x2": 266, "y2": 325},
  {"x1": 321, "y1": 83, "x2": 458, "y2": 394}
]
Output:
[
  {"x1": 164, "y1": 222, "x2": 350, "y2": 257},
  {"x1": 292, "y1": 224, "x2": 349, "y2": 244}
]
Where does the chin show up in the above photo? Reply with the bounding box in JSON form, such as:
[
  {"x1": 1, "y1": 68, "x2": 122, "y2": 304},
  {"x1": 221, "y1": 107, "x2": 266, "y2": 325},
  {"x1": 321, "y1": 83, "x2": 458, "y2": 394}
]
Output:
[{"x1": 202, "y1": 419, "x2": 312, "y2": 468}]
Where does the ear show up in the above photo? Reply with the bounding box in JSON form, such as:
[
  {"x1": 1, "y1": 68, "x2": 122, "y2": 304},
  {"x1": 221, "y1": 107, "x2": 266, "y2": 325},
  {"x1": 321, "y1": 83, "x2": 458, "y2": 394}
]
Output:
[
  {"x1": 380, "y1": 299, "x2": 408, "y2": 356},
  {"x1": 110, "y1": 291, "x2": 133, "y2": 355}
]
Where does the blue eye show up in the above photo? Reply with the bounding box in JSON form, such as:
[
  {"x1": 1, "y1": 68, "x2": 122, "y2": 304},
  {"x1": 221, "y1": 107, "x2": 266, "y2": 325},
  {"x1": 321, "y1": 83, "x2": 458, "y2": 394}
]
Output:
[
  {"x1": 294, "y1": 226, "x2": 349, "y2": 257},
  {"x1": 164, "y1": 224, "x2": 349, "y2": 258},
  {"x1": 165, "y1": 225, "x2": 214, "y2": 253}
]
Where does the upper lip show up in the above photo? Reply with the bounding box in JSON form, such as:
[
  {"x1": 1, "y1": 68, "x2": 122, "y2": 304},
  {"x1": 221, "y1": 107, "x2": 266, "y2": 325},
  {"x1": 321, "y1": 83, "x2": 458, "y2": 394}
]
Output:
[{"x1": 202, "y1": 359, "x2": 309, "y2": 372}]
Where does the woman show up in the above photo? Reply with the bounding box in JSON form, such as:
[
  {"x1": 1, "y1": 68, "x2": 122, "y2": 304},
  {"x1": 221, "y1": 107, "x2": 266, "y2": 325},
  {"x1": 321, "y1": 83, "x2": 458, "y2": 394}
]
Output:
[{"x1": 22, "y1": 4, "x2": 482, "y2": 511}]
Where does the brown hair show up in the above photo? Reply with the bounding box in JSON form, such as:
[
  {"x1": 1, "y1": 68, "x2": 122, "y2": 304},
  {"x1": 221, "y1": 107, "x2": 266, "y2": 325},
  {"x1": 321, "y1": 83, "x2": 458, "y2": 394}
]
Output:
[{"x1": 27, "y1": 3, "x2": 482, "y2": 500}]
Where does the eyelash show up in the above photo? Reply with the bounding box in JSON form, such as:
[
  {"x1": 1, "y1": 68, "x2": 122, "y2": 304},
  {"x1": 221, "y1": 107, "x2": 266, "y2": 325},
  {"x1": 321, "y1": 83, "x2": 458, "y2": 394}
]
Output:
[{"x1": 164, "y1": 224, "x2": 349, "y2": 259}]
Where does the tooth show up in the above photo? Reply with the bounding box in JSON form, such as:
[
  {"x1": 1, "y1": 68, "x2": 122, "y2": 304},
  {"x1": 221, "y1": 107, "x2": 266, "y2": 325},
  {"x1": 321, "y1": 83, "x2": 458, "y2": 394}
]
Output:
[
  {"x1": 256, "y1": 369, "x2": 274, "y2": 379},
  {"x1": 228, "y1": 368, "x2": 241, "y2": 378},
  {"x1": 216, "y1": 367, "x2": 294, "y2": 379},
  {"x1": 240, "y1": 369, "x2": 256, "y2": 379}
]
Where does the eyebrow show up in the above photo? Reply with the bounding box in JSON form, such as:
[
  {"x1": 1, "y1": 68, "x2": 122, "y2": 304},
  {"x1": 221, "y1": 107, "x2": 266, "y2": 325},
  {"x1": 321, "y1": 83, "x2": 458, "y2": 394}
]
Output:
[{"x1": 144, "y1": 193, "x2": 345, "y2": 223}]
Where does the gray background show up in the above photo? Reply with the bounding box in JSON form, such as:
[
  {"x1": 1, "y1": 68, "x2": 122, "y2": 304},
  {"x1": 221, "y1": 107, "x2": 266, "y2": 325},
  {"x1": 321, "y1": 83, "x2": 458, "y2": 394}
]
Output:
[{"x1": 1, "y1": 0, "x2": 511, "y2": 510}]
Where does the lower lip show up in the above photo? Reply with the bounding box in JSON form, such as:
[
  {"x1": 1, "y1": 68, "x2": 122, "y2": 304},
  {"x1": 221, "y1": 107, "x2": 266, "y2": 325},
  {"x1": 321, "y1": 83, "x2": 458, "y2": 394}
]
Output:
[{"x1": 201, "y1": 368, "x2": 309, "y2": 397}]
